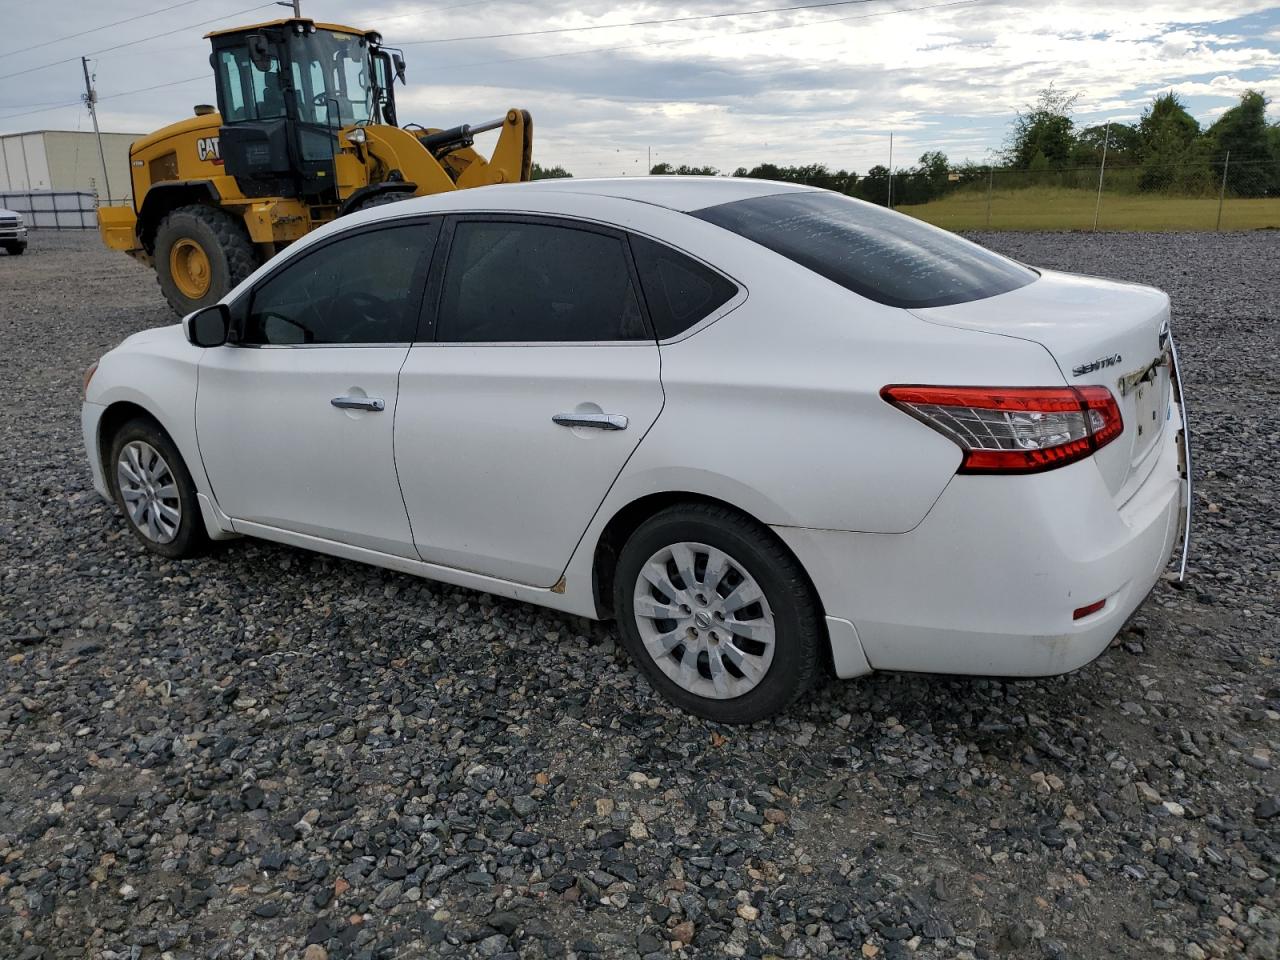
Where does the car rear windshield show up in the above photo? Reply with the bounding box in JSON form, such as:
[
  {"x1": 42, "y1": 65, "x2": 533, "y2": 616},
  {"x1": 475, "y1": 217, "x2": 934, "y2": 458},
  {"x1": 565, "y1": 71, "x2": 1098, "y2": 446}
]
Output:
[{"x1": 692, "y1": 191, "x2": 1036, "y2": 309}]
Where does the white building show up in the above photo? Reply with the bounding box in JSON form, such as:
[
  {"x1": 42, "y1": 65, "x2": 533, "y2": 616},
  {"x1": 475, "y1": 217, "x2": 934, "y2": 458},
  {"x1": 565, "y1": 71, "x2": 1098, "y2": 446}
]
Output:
[{"x1": 0, "y1": 129, "x2": 141, "y2": 203}]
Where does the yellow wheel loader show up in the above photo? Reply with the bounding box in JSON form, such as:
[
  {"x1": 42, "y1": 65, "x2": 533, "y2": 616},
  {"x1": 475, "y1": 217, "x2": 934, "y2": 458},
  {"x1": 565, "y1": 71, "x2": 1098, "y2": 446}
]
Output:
[{"x1": 98, "y1": 18, "x2": 532, "y2": 314}]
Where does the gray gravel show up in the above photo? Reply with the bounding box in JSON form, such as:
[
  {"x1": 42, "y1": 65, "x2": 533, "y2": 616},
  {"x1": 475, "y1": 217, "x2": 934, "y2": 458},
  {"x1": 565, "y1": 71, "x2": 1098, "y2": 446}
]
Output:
[{"x1": 1, "y1": 229, "x2": 1278, "y2": 960}]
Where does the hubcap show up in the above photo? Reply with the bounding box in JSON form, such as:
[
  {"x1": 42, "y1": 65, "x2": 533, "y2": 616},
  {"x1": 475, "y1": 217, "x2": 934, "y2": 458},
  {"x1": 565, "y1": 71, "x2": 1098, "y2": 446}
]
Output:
[
  {"x1": 116, "y1": 441, "x2": 181, "y2": 544},
  {"x1": 632, "y1": 541, "x2": 776, "y2": 700},
  {"x1": 169, "y1": 238, "x2": 212, "y2": 300}
]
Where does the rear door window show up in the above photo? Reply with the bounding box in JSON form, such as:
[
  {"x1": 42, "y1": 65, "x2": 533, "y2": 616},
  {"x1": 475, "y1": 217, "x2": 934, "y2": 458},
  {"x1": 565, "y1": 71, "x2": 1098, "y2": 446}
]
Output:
[
  {"x1": 692, "y1": 191, "x2": 1035, "y2": 309},
  {"x1": 435, "y1": 219, "x2": 649, "y2": 342},
  {"x1": 629, "y1": 235, "x2": 738, "y2": 340}
]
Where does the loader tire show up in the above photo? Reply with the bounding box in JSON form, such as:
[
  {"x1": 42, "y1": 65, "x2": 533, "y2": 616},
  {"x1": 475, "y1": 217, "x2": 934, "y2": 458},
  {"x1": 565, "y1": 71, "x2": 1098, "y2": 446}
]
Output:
[
  {"x1": 349, "y1": 191, "x2": 412, "y2": 214},
  {"x1": 155, "y1": 204, "x2": 258, "y2": 316}
]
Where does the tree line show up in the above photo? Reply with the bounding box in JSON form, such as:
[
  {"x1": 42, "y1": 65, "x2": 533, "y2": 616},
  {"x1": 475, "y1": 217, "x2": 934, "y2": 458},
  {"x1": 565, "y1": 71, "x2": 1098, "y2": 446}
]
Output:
[
  {"x1": 531, "y1": 88, "x2": 1280, "y2": 204},
  {"x1": 1005, "y1": 85, "x2": 1279, "y2": 196}
]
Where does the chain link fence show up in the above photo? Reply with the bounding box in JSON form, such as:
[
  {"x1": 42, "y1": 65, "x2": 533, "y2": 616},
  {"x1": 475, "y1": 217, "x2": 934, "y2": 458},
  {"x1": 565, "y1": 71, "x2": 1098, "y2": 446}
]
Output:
[{"x1": 888, "y1": 157, "x2": 1280, "y2": 231}]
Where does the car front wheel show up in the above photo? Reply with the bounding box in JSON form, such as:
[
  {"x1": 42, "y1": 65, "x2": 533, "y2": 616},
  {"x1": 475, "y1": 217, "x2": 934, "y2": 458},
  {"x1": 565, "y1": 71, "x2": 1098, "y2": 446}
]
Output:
[
  {"x1": 108, "y1": 418, "x2": 208, "y2": 559},
  {"x1": 614, "y1": 503, "x2": 822, "y2": 723}
]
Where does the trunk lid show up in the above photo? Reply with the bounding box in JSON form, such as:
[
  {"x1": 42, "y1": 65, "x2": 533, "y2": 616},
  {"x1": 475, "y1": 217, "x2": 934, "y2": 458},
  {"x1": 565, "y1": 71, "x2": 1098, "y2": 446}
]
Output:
[{"x1": 911, "y1": 268, "x2": 1172, "y2": 500}]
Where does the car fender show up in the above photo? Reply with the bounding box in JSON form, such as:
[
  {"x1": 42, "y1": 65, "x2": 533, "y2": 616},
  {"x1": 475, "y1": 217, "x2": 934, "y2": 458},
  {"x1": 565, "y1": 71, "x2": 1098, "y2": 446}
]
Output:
[{"x1": 85, "y1": 327, "x2": 215, "y2": 507}]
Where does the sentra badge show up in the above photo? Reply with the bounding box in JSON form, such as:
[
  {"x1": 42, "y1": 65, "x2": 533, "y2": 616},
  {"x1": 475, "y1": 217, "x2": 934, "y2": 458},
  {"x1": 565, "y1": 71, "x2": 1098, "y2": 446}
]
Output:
[{"x1": 1073, "y1": 354, "x2": 1122, "y2": 377}]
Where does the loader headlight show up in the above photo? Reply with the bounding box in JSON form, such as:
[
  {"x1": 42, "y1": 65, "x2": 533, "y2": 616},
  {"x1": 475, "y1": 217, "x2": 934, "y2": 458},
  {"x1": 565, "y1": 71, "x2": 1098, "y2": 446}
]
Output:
[{"x1": 345, "y1": 129, "x2": 367, "y2": 145}]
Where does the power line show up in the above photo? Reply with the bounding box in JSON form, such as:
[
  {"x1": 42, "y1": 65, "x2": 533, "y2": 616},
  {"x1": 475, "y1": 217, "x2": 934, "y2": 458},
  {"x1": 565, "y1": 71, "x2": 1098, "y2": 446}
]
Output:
[
  {"x1": 0, "y1": 100, "x2": 83, "y2": 123},
  {"x1": 400, "y1": 0, "x2": 891, "y2": 45},
  {"x1": 0, "y1": 74, "x2": 210, "y2": 124},
  {"x1": 99, "y1": 73, "x2": 210, "y2": 103},
  {"x1": 0, "y1": 0, "x2": 202, "y2": 60},
  {"x1": 0, "y1": 2, "x2": 277, "y2": 83}
]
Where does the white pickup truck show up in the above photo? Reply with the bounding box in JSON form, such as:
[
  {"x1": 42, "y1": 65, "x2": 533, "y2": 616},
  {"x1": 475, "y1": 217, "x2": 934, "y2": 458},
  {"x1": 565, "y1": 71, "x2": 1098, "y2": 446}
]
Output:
[{"x1": 1, "y1": 208, "x2": 28, "y2": 255}]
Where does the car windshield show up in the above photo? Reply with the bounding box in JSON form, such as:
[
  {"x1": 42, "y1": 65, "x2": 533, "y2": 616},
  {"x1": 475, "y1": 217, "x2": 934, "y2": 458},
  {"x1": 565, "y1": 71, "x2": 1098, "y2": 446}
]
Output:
[
  {"x1": 290, "y1": 30, "x2": 374, "y2": 127},
  {"x1": 692, "y1": 191, "x2": 1036, "y2": 309}
]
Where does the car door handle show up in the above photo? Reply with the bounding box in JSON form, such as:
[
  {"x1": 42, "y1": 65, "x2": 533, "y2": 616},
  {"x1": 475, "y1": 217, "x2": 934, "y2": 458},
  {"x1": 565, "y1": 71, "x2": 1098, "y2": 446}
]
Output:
[
  {"x1": 552, "y1": 412, "x2": 628, "y2": 431},
  {"x1": 331, "y1": 396, "x2": 385, "y2": 412}
]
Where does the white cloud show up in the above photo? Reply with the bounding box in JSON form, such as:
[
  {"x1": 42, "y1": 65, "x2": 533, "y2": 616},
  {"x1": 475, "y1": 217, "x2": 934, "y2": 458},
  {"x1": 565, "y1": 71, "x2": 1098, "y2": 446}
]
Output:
[{"x1": 2, "y1": 0, "x2": 1277, "y2": 173}]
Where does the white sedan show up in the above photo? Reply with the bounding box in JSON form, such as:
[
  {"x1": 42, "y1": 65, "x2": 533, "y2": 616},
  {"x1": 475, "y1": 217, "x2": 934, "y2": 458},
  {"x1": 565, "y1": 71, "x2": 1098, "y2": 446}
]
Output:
[{"x1": 81, "y1": 177, "x2": 1190, "y2": 722}]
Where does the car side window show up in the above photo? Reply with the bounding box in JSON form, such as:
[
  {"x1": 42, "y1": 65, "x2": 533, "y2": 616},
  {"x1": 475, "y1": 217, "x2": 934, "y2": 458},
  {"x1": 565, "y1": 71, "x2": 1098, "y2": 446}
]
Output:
[
  {"x1": 629, "y1": 235, "x2": 739, "y2": 340},
  {"x1": 244, "y1": 222, "x2": 435, "y2": 345},
  {"x1": 436, "y1": 219, "x2": 649, "y2": 343}
]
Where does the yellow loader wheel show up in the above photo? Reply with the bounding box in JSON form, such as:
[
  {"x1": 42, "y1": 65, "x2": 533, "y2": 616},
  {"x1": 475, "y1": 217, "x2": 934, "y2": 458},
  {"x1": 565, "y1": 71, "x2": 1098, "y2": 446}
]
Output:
[{"x1": 154, "y1": 205, "x2": 259, "y2": 316}]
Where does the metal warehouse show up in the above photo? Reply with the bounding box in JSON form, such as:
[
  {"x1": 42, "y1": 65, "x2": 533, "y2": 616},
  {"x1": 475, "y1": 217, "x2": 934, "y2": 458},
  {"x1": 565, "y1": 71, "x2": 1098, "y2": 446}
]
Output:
[{"x1": 0, "y1": 129, "x2": 140, "y2": 202}]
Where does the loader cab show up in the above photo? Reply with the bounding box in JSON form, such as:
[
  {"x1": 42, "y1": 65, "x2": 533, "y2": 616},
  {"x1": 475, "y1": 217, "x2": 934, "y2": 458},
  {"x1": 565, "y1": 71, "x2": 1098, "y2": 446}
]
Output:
[{"x1": 208, "y1": 19, "x2": 402, "y2": 201}]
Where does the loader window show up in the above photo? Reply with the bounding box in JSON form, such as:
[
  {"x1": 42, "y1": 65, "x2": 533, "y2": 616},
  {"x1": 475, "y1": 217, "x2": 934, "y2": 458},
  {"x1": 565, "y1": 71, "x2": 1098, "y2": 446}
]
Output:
[
  {"x1": 437, "y1": 220, "x2": 649, "y2": 343},
  {"x1": 215, "y1": 47, "x2": 287, "y2": 123},
  {"x1": 244, "y1": 223, "x2": 437, "y2": 345},
  {"x1": 291, "y1": 31, "x2": 375, "y2": 128}
]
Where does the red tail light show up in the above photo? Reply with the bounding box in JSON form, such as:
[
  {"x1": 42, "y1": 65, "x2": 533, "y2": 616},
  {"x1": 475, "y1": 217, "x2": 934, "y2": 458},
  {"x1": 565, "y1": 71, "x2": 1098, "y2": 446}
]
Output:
[{"x1": 881, "y1": 384, "x2": 1123, "y2": 474}]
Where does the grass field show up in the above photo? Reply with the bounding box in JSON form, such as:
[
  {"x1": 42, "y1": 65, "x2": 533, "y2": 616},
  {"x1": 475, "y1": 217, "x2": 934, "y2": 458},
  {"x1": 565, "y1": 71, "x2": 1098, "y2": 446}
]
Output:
[{"x1": 897, "y1": 186, "x2": 1280, "y2": 231}]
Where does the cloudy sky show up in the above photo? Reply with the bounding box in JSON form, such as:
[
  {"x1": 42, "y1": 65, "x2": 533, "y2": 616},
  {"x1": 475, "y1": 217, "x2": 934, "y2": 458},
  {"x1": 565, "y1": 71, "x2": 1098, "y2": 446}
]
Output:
[{"x1": 1, "y1": 0, "x2": 1277, "y2": 176}]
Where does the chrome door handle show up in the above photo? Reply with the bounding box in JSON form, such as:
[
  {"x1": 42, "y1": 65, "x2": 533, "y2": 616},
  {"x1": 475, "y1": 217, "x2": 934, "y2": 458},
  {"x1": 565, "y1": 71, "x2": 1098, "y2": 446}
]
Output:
[
  {"x1": 552, "y1": 412, "x2": 628, "y2": 431},
  {"x1": 331, "y1": 396, "x2": 385, "y2": 412}
]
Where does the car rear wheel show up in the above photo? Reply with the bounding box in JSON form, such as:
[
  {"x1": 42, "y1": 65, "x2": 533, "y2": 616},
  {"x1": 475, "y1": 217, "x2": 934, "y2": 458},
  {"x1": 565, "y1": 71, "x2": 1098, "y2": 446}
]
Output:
[
  {"x1": 614, "y1": 503, "x2": 821, "y2": 723},
  {"x1": 108, "y1": 418, "x2": 208, "y2": 559}
]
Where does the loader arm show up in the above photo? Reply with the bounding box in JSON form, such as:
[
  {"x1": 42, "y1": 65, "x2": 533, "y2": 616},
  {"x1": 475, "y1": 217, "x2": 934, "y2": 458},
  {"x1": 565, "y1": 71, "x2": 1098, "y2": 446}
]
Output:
[{"x1": 420, "y1": 109, "x2": 533, "y2": 189}]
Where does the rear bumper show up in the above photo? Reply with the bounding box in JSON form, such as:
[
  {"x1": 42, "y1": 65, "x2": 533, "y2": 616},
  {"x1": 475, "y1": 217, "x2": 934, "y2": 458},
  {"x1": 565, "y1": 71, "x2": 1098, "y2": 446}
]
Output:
[{"x1": 777, "y1": 401, "x2": 1185, "y2": 678}]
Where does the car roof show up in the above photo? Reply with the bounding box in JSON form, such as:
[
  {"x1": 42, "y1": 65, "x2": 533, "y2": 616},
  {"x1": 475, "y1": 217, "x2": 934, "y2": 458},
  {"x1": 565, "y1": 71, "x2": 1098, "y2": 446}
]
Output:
[{"x1": 445, "y1": 176, "x2": 816, "y2": 213}]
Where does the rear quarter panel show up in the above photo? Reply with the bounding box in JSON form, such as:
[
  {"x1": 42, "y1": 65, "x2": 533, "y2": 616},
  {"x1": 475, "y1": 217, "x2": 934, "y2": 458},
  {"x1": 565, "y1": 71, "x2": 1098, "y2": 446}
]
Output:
[{"x1": 605, "y1": 217, "x2": 1073, "y2": 534}]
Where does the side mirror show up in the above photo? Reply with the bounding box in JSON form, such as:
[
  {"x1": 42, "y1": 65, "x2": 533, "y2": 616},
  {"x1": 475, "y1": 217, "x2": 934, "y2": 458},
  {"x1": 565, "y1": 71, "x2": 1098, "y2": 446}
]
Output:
[
  {"x1": 184, "y1": 304, "x2": 230, "y2": 347},
  {"x1": 392, "y1": 52, "x2": 406, "y2": 84}
]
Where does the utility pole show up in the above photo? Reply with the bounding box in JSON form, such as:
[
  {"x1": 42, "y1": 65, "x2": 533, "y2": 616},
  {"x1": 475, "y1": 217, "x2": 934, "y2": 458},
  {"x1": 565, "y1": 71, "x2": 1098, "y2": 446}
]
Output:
[
  {"x1": 1092, "y1": 121, "x2": 1110, "y2": 232},
  {"x1": 80, "y1": 57, "x2": 112, "y2": 205},
  {"x1": 1215, "y1": 150, "x2": 1229, "y2": 232},
  {"x1": 647, "y1": 145, "x2": 651, "y2": 175},
  {"x1": 276, "y1": 0, "x2": 301, "y2": 16},
  {"x1": 887, "y1": 131, "x2": 894, "y2": 208}
]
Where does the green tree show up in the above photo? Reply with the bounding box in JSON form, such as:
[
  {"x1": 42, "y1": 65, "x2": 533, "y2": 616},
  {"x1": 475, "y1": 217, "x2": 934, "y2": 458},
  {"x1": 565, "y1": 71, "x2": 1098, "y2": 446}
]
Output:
[
  {"x1": 1072, "y1": 122, "x2": 1140, "y2": 166},
  {"x1": 1206, "y1": 90, "x2": 1276, "y2": 195},
  {"x1": 890, "y1": 152, "x2": 952, "y2": 205},
  {"x1": 1136, "y1": 92, "x2": 1208, "y2": 192},
  {"x1": 531, "y1": 162, "x2": 572, "y2": 180},
  {"x1": 853, "y1": 164, "x2": 890, "y2": 205},
  {"x1": 916, "y1": 150, "x2": 950, "y2": 197},
  {"x1": 649, "y1": 162, "x2": 719, "y2": 175},
  {"x1": 1006, "y1": 84, "x2": 1078, "y2": 169},
  {"x1": 734, "y1": 163, "x2": 856, "y2": 193}
]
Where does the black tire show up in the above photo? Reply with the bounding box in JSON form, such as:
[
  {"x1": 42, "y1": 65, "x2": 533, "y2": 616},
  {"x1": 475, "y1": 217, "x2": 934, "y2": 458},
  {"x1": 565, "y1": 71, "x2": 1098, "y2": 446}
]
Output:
[
  {"x1": 4, "y1": 243, "x2": 24, "y2": 255},
  {"x1": 107, "y1": 417, "x2": 209, "y2": 560},
  {"x1": 348, "y1": 190, "x2": 412, "y2": 214},
  {"x1": 154, "y1": 204, "x2": 258, "y2": 315},
  {"x1": 613, "y1": 503, "x2": 822, "y2": 723}
]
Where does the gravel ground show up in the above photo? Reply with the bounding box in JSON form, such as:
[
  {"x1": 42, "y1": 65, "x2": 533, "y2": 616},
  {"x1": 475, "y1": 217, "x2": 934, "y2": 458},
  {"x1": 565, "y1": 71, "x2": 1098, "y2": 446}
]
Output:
[{"x1": 1, "y1": 229, "x2": 1277, "y2": 960}]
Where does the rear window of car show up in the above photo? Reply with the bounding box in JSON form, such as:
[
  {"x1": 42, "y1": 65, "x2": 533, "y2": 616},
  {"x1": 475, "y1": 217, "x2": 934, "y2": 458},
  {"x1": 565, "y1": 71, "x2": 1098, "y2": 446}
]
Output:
[{"x1": 691, "y1": 191, "x2": 1036, "y2": 309}]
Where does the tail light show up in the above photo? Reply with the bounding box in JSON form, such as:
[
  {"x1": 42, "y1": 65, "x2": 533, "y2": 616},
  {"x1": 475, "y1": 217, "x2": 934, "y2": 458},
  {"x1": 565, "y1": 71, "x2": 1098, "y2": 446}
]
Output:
[{"x1": 881, "y1": 384, "x2": 1123, "y2": 474}]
